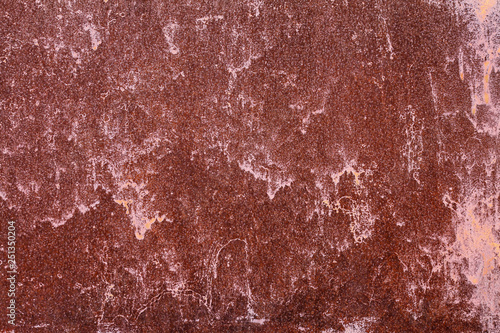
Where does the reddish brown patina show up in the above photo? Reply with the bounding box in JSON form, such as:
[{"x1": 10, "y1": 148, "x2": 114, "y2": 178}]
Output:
[{"x1": 1, "y1": 0, "x2": 499, "y2": 332}]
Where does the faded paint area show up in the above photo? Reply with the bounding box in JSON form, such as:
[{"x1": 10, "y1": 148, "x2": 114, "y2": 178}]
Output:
[
  {"x1": 444, "y1": 2, "x2": 500, "y2": 329},
  {"x1": 447, "y1": 189, "x2": 500, "y2": 328}
]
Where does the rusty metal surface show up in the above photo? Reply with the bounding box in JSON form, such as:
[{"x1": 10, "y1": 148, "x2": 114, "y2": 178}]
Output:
[{"x1": 0, "y1": 0, "x2": 499, "y2": 331}]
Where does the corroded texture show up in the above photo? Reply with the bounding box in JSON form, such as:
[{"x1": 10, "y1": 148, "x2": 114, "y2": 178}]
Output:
[{"x1": 0, "y1": 0, "x2": 499, "y2": 332}]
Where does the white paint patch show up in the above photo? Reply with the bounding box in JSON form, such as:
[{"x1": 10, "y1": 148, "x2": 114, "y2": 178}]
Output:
[
  {"x1": 348, "y1": 201, "x2": 376, "y2": 243},
  {"x1": 328, "y1": 317, "x2": 376, "y2": 333},
  {"x1": 71, "y1": 49, "x2": 82, "y2": 65},
  {"x1": 43, "y1": 209, "x2": 76, "y2": 227},
  {"x1": 195, "y1": 15, "x2": 224, "y2": 30},
  {"x1": 401, "y1": 105, "x2": 423, "y2": 183},
  {"x1": 83, "y1": 23, "x2": 102, "y2": 50},
  {"x1": 163, "y1": 22, "x2": 180, "y2": 55}
]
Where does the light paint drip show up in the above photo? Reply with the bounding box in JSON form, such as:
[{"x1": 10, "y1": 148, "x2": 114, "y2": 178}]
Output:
[
  {"x1": 114, "y1": 199, "x2": 133, "y2": 214},
  {"x1": 237, "y1": 159, "x2": 293, "y2": 200},
  {"x1": 330, "y1": 164, "x2": 364, "y2": 186},
  {"x1": 114, "y1": 197, "x2": 169, "y2": 240}
]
